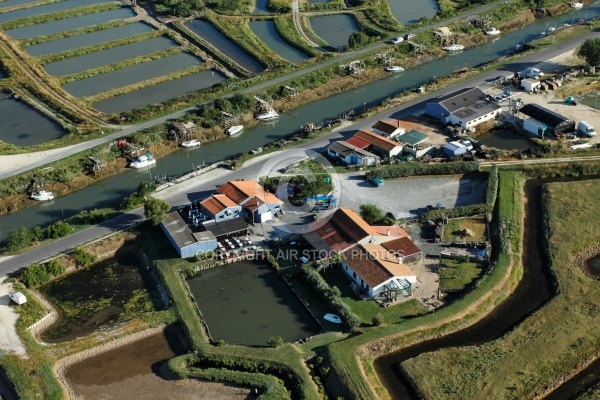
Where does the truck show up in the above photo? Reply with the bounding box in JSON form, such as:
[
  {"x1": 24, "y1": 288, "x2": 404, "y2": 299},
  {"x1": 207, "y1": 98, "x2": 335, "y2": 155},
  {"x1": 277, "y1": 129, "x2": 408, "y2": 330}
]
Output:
[{"x1": 577, "y1": 120, "x2": 596, "y2": 137}]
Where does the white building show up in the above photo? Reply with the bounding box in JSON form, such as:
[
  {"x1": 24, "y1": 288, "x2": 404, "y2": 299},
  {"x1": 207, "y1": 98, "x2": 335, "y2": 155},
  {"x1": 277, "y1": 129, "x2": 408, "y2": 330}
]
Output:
[{"x1": 426, "y1": 87, "x2": 501, "y2": 130}]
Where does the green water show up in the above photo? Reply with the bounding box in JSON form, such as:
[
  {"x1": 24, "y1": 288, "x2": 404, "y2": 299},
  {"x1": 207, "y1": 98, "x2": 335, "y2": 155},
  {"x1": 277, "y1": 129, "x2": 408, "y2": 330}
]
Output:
[{"x1": 187, "y1": 261, "x2": 320, "y2": 346}]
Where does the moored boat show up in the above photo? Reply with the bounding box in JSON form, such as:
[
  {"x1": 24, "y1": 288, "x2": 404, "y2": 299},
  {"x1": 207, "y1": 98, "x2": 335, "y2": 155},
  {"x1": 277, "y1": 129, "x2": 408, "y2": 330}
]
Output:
[
  {"x1": 324, "y1": 313, "x2": 342, "y2": 324},
  {"x1": 31, "y1": 190, "x2": 54, "y2": 201},
  {"x1": 181, "y1": 139, "x2": 201, "y2": 148},
  {"x1": 385, "y1": 65, "x2": 405, "y2": 72},
  {"x1": 485, "y1": 27, "x2": 501, "y2": 36},
  {"x1": 130, "y1": 153, "x2": 156, "y2": 169},
  {"x1": 255, "y1": 109, "x2": 279, "y2": 121},
  {"x1": 571, "y1": 2, "x2": 583, "y2": 9},
  {"x1": 226, "y1": 125, "x2": 244, "y2": 135},
  {"x1": 443, "y1": 44, "x2": 465, "y2": 51}
]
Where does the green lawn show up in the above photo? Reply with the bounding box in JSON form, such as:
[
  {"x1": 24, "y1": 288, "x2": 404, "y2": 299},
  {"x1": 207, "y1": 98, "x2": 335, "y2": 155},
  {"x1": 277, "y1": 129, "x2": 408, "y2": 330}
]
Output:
[
  {"x1": 321, "y1": 268, "x2": 426, "y2": 324},
  {"x1": 442, "y1": 216, "x2": 487, "y2": 242},
  {"x1": 438, "y1": 258, "x2": 484, "y2": 292}
]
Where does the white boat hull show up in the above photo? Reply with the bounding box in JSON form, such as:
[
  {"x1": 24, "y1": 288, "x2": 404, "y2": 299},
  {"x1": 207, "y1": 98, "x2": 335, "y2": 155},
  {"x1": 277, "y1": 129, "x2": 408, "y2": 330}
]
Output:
[
  {"x1": 31, "y1": 191, "x2": 54, "y2": 201},
  {"x1": 226, "y1": 125, "x2": 244, "y2": 135},
  {"x1": 256, "y1": 110, "x2": 279, "y2": 121},
  {"x1": 181, "y1": 140, "x2": 200, "y2": 147},
  {"x1": 443, "y1": 45, "x2": 465, "y2": 51},
  {"x1": 485, "y1": 28, "x2": 501, "y2": 36},
  {"x1": 385, "y1": 66, "x2": 405, "y2": 72}
]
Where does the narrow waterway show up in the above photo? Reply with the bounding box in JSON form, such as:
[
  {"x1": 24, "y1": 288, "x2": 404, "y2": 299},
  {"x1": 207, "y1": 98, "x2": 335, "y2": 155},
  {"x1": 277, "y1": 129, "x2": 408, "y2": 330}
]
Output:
[
  {"x1": 375, "y1": 176, "x2": 600, "y2": 399},
  {"x1": 0, "y1": 3, "x2": 598, "y2": 233}
]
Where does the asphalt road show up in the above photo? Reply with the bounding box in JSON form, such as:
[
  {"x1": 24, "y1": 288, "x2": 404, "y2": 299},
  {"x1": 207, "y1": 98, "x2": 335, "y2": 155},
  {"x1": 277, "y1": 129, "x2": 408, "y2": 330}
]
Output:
[
  {"x1": 0, "y1": 0, "x2": 513, "y2": 181},
  {"x1": 0, "y1": 31, "x2": 598, "y2": 276}
]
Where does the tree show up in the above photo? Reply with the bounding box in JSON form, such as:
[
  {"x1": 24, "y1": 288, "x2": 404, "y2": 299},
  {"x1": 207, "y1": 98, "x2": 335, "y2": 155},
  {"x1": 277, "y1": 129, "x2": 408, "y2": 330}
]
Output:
[
  {"x1": 20, "y1": 264, "x2": 49, "y2": 287},
  {"x1": 578, "y1": 38, "x2": 600, "y2": 67},
  {"x1": 6, "y1": 226, "x2": 33, "y2": 251},
  {"x1": 144, "y1": 198, "x2": 170, "y2": 226},
  {"x1": 267, "y1": 336, "x2": 284, "y2": 347},
  {"x1": 359, "y1": 203, "x2": 385, "y2": 225}
]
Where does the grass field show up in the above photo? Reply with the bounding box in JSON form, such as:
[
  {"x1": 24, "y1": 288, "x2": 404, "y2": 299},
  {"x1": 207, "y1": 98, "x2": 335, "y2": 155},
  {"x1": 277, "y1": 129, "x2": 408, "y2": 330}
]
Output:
[
  {"x1": 438, "y1": 258, "x2": 484, "y2": 292},
  {"x1": 402, "y1": 179, "x2": 600, "y2": 399},
  {"x1": 442, "y1": 216, "x2": 487, "y2": 242}
]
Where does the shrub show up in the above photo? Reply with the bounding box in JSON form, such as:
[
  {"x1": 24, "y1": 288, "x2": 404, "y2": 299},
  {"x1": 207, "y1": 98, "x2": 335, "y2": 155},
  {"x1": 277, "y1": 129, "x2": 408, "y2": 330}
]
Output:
[
  {"x1": 19, "y1": 263, "x2": 49, "y2": 287},
  {"x1": 421, "y1": 203, "x2": 487, "y2": 222},
  {"x1": 359, "y1": 203, "x2": 393, "y2": 225},
  {"x1": 372, "y1": 313, "x2": 384, "y2": 326},
  {"x1": 74, "y1": 246, "x2": 96, "y2": 268},
  {"x1": 45, "y1": 259, "x2": 65, "y2": 276},
  {"x1": 31, "y1": 226, "x2": 46, "y2": 241},
  {"x1": 267, "y1": 336, "x2": 284, "y2": 347},
  {"x1": 486, "y1": 165, "x2": 499, "y2": 214},
  {"x1": 366, "y1": 161, "x2": 480, "y2": 181},
  {"x1": 6, "y1": 226, "x2": 33, "y2": 251},
  {"x1": 45, "y1": 221, "x2": 71, "y2": 239}
]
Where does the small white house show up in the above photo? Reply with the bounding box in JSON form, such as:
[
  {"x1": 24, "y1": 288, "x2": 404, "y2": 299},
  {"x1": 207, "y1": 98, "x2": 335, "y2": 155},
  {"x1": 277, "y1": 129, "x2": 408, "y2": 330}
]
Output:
[
  {"x1": 10, "y1": 292, "x2": 27, "y2": 305},
  {"x1": 443, "y1": 141, "x2": 468, "y2": 157},
  {"x1": 521, "y1": 78, "x2": 541, "y2": 93}
]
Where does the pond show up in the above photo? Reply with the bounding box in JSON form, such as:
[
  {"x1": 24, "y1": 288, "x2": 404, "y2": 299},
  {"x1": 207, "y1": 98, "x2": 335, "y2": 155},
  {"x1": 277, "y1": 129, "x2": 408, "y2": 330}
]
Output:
[
  {"x1": 249, "y1": 20, "x2": 309, "y2": 63},
  {"x1": 44, "y1": 36, "x2": 178, "y2": 76},
  {"x1": 92, "y1": 69, "x2": 226, "y2": 113},
  {"x1": 40, "y1": 249, "x2": 160, "y2": 343},
  {"x1": 185, "y1": 19, "x2": 264, "y2": 74},
  {"x1": 309, "y1": 14, "x2": 358, "y2": 49},
  {"x1": 25, "y1": 22, "x2": 155, "y2": 57},
  {"x1": 62, "y1": 52, "x2": 203, "y2": 97},
  {"x1": 478, "y1": 129, "x2": 533, "y2": 150},
  {"x1": 6, "y1": 8, "x2": 135, "y2": 40},
  {"x1": 585, "y1": 254, "x2": 600, "y2": 278},
  {"x1": 253, "y1": 0, "x2": 268, "y2": 14},
  {"x1": 0, "y1": 97, "x2": 66, "y2": 146},
  {"x1": 187, "y1": 260, "x2": 321, "y2": 346},
  {"x1": 0, "y1": 0, "x2": 114, "y2": 23},
  {"x1": 387, "y1": 0, "x2": 438, "y2": 25},
  {"x1": 0, "y1": 0, "x2": 46, "y2": 10},
  {"x1": 0, "y1": 370, "x2": 16, "y2": 400}
]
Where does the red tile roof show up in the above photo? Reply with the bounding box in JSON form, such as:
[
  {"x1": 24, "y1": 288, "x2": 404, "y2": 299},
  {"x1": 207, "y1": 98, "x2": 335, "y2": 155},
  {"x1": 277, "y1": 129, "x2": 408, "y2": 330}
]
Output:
[
  {"x1": 372, "y1": 119, "x2": 403, "y2": 135},
  {"x1": 308, "y1": 208, "x2": 374, "y2": 252},
  {"x1": 343, "y1": 244, "x2": 415, "y2": 288},
  {"x1": 353, "y1": 130, "x2": 401, "y2": 152},
  {"x1": 200, "y1": 194, "x2": 238, "y2": 215},
  {"x1": 345, "y1": 136, "x2": 370, "y2": 149},
  {"x1": 217, "y1": 180, "x2": 282, "y2": 205},
  {"x1": 381, "y1": 237, "x2": 421, "y2": 257}
]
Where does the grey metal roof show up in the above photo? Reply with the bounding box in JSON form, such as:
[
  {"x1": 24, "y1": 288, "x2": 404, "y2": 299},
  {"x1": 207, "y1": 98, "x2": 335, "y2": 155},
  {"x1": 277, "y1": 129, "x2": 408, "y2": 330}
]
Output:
[
  {"x1": 437, "y1": 88, "x2": 487, "y2": 113},
  {"x1": 329, "y1": 140, "x2": 380, "y2": 159},
  {"x1": 162, "y1": 211, "x2": 196, "y2": 248},
  {"x1": 519, "y1": 103, "x2": 572, "y2": 128},
  {"x1": 202, "y1": 217, "x2": 248, "y2": 238},
  {"x1": 396, "y1": 130, "x2": 428, "y2": 146},
  {"x1": 452, "y1": 101, "x2": 501, "y2": 121}
]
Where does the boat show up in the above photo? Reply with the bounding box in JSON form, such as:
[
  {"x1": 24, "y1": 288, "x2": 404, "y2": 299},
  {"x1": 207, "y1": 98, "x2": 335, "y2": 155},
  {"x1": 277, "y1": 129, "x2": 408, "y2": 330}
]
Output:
[
  {"x1": 442, "y1": 44, "x2": 465, "y2": 51},
  {"x1": 226, "y1": 125, "x2": 244, "y2": 135},
  {"x1": 130, "y1": 153, "x2": 156, "y2": 169},
  {"x1": 255, "y1": 109, "x2": 279, "y2": 121},
  {"x1": 324, "y1": 313, "x2": 342, "y2": 324},
  {"x1": 571, "y1": 2, "x2": 583, "y2": 9},
  {"x1": 181, "y1": 139, "x2": 200, "y2": 147},
  {"x1": 31, "y1": 190, "x2": 54, "y2": 201},
  {"x1": 485, "y1": 27, "x2": 501, "y2": 36},
  {"x1": 385, "y1": 65, "x2": 405, "y2": 72}
]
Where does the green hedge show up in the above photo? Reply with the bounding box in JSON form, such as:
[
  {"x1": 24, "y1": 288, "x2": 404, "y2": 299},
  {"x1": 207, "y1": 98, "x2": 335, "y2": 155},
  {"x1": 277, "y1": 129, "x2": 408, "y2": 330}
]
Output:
[
  {"x1": 301, "y1": 264, "x2": 360, "y2": 331},
  {"x1": 420, "y1": 203, "x2": 487, "y2": 222},
  {"x1": 486, "y1": 164, "x2": 499, "y2": 214},
  {"x1": 365, "y1": 161, "x2": 480, "y2": 180}
]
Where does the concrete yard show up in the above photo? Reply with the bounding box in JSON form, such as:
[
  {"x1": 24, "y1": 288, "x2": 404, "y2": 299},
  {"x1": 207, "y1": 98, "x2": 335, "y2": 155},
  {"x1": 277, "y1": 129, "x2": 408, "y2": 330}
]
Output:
[{"x1": 338, "y1": 173, "x2": 487, "y2": 219}]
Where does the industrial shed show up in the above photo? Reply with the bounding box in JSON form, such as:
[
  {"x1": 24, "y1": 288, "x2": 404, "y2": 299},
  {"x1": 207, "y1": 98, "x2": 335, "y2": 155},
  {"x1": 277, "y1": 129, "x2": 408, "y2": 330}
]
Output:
[{"x1": 519, "y1": 104, "x2": 574, "y2": 135}]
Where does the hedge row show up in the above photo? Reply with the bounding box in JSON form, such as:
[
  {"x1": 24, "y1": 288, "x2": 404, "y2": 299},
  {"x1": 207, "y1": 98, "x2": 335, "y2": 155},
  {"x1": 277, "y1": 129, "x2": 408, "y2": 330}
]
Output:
[
  {"x1": 169, "y1": 354, "x2": 289, "y2": 400},
  {"x1": 486, "y1": 164, "x2": 499, "y2": 214},
  {"x1": 301, "y1": 264, "x2": 360, "y2": 331},
  {"x1": 365, "y1": 161, "x2": 480, "y2": 180},
  {"x1": 420, "y1": 203, "x2": 487, "y2": 222}
]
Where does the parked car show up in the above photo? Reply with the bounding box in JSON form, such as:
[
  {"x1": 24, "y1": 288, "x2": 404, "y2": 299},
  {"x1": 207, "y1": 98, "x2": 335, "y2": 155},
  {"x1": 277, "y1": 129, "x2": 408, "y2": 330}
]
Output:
[
  {"x1": 391, "y1": 36, "x2": 404, "y2": 44},
  {"x1": 371, "y1": 177, "x2": 384, "y2": 187},
  {"x1": 404, "y1": 33, "x2": 416, "y2": 40}
]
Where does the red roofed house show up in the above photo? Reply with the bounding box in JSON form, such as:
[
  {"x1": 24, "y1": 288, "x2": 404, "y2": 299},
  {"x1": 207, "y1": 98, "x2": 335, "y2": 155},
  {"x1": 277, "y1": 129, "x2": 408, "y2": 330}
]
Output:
[
  {"x1": 327, "y1": 140, "x2": 380, "y2": 167},
  {"x1": 217, "y1": 180, "x2": 283, "y2": 223},
  {"x1": 352, "y1": 130, "x2": 403, "y2": 158},
  {"x1": 371, "y1": 119, "x2": 406, "y2": 139},
  {"x1": 199, "y1": 194, "x2": 242, "y2": 221}
]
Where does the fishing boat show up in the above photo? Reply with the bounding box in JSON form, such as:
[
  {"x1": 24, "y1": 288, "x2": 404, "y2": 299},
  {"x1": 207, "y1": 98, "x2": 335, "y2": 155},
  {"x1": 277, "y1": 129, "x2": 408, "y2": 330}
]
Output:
[
  {"x1": 31, "y1": 190, "x2": 54, "y2": 201},
  {"x1": 181, "y1": 139, "x2": 201, "y2": 148},
  {"x1": 571, "y1": 2, "x2": 583, "y2": 9},
  {"x1": 324, "y1": 313, "x2": 342, "y2": 324},
  {"x1": 442, "y1": 43, "x2": 465, "y2": 51},
  {"x1": 485, "y1": 27, "x2": 501, "y2": 36},
  {"x1": 255, "y1": 109, "x2": 279, "y2": 121},
  {"x1": 226, "y1": 125, "x2": 244, "y2": 135},
  {"x1": 130, "y1": 153, "x2": 156, "y2": 169},
  {"x1": 385, "y1": 65, "x2": 405, "y2": 72}
]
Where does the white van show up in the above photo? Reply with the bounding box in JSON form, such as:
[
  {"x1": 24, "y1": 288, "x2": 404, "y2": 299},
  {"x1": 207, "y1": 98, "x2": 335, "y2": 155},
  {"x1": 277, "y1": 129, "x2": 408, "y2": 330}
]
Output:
[
  {"x1": 578, "y1": 121, "x2": 596, "y2": 137},
  {"x1": 530, "y1": 68, "x2": 544, "y2": 77}
]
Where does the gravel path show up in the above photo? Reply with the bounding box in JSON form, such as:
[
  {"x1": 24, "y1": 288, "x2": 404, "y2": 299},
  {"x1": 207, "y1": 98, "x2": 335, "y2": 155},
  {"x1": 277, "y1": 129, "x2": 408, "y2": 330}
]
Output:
[{"x1": 0, "y1": 277, "x2": 27, "y2": 357}]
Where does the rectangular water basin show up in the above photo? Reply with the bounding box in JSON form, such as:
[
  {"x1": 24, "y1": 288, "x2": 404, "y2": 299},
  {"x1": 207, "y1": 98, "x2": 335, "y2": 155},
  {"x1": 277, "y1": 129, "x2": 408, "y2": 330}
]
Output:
[
  {"x1": 62, "y1": 52, "x2": 203, "y2": 97},
  {"x1": 25, "y1": 22, "x2": 155, "y2": 57},
  {"x1": 0, "y1": 97, "x2": 65, "y2": 146},
  {"x1": 7, "y1": 8, "x2": 135, "y2": 39},
  {"x1": 0, "y1": 0, "x2": 46, "y2": 10},
  {"x1": 92, "y1": 69, "x2": 226, "y2": 114},
  {"x1": 249, "y1": 20, "x2": 309, "y2": 63},
  {"x1": 44, "y1": 36, "x2": 178, "y2": 76},
  {"x1": 310, "y1": 14, "x2": 358, "y2": 49},
  {"x1": 0, "y1": 0, "x2": 114, "y2": 23}
]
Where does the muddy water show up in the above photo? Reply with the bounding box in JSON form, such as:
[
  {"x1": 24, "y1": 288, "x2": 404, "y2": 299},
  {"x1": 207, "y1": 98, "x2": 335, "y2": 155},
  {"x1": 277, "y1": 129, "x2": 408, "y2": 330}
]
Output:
[
  {"x1": 0, "y1": 370, "x2": 16, "y2": 400},
  {"x1": 585, "y1": 254, "x2": 600, "y2": 278},
  {"x1": 25, "y1": 22, "x2": 155, "y2": 57},
  {"x1": 62, "y1": 52, "x2": 203, "y2": 97},
  {"x1": 387, "y1": 0, "x2": 437, "y2": 25},
  {"x1": 92, "y1": 69, "x2": 226, "y2": 113},
  {"x1": 310, "y1": 14, "x2": 358, "y2": 49},
  {"x1": 185, "y1": 19, "x2": 264, "y2": 74},
  {"x1": 249, "y1": 20, "x2": 309, "y2": 63},
  {"x1": 0, "y1": 97, "x2": 65, "y2": 146},
  {"x1": 6, "y1": 8, "x2": 135, "y2": 39},
  {"x1": 40, "y1": 250, "x2": 159, "y2": 343},
  {"x1": 187, "y1": 260, "x2": 321, "y2": 346},
  {"x1": 479, "y1": 129, "x2": 533, "y2": 150},
  {"x1": 44, "y1": 36, "x2": 178, "y2": 76},
  {"x1": 0, "y1": 0, "x2": 114, "y2": 23}
]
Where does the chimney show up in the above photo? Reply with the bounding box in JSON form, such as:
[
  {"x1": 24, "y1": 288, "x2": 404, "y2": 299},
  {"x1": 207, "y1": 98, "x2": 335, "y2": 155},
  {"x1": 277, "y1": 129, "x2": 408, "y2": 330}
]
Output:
[
  {"x1": 396, "y1": 250, "x2": 404, "y2": 264},
  {"x1": 387, "y1": 229, "x2": 390, "y2": 236}
]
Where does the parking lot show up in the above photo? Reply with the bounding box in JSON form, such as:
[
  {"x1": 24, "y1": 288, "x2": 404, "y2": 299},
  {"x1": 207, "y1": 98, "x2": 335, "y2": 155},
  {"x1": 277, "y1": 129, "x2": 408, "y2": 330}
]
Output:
[{"x1": 338, "y1": 172, "x2": 487, "y2": 219}]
